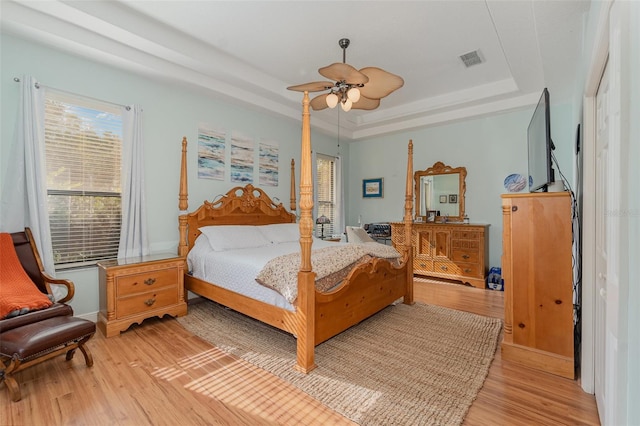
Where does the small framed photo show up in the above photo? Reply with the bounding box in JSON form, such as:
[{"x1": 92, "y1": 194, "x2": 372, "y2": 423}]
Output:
[
  {"x1": 414, "y1": 216, "x2": 423, "y2": 223},
  {"x1": 449, "y1": 194, "x2": 458, "y2": 203},
  {"x1": 439, "y1": 195, "x2": 448, "y2": 203},
  {"x1": 363, "y1": 178, "x2": 384, "y2": 198}
]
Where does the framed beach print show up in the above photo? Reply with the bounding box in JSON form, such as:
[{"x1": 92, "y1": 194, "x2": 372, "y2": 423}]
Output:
[
  {"x1": 439, "y1": 195, "x2": 448, "y2": 203},
  {"x1": 449, "y1": 194, "x2": 458, "y2": 203},
  {"x1": 363, "y1": 178, "x2": 384, "y2": 198}
]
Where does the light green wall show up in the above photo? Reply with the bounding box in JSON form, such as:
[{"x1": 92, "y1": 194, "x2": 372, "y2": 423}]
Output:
[
  {"x1": 348, "y1": 102, "x2": 577, "y2": 268},
  {"x1": 1, "y1": 32, "x2": 579, "y2": 316},
  {"x1": 0, "y1": 33, "x2": 340, "y2": 316}
]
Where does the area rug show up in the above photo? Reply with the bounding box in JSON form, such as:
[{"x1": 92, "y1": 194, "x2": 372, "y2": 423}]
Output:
[{"x1": 177, "y1": 301, "x2": 502, "y2": 425}]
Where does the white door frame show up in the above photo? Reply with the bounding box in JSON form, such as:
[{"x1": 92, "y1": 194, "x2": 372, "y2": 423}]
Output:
[{"x1": 581, "y1": 0, "x2": 612, "y2": 395}]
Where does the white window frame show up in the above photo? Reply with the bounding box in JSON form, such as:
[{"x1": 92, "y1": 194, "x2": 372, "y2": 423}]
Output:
[
  {"x1": 44, "y1": 89, "x2": 123, "y2": 269},
  {"x1": 316, "y1": 153, "x2": 337, "y2": 237}
]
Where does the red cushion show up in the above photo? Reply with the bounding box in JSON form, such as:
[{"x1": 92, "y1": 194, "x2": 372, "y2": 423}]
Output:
[{"x1": 0, "y1": 233, "x2": 53, "y2": 319}]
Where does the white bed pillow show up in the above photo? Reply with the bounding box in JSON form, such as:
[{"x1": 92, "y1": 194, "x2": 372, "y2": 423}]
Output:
[
  {"x1": 346, "y1": 226, "x2": 376, "y2": 243},
  {"x1": 198, "y1": 225, "x2": 272, "y2": 251},
  {"x1": 258, "y1": 223, "x2": 299, "y2": 243}
]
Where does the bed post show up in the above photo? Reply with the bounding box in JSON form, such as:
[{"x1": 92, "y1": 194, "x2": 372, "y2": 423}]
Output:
[
  {"x1": 178, "y1": 137, "x2": 189, "y2": 257},
  {"x1": 290, "y1": 159, "x2": 297, "y2": 212},
  {"x1": 403, "y1": 140, "x2": 414, "y2": 305},
  {"x1": 296, "y1": 91, "x2": 317, "y2": 373}
]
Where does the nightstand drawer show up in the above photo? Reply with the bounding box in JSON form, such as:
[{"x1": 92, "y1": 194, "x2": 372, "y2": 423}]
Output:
[
  {"x1": 117, "y1": 268, "x2": 178, "y2": 297},
  {"x1": 117, "y1": 287, "x2": 178, "y2": 318}
]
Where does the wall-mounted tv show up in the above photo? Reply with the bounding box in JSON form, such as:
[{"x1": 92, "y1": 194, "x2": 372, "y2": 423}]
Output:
[{"x1": 527, "y1": 88, "x2": 555, "y2": 192}]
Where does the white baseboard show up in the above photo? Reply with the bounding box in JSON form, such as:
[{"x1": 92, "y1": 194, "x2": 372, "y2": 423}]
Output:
[{"x1": 75, "y1": 311, "x2": 98, "y2": 323}]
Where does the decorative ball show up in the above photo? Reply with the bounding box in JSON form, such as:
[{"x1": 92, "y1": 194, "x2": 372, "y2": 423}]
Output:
[{"x1": 504, "y1": 174, "x2": 527, "y2": 192}]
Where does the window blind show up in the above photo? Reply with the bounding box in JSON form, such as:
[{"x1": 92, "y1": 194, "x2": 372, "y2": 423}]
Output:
[
  {"x1": 44, "y1": 90, "x2": 123, "y2": 268},
  {"x1": 316, "y1": 153, "x2": 336, "y2": 237}
]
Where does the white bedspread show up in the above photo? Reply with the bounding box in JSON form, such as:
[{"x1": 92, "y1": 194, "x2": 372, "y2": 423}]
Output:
[{"x1": 187, "y1": 236, "x2": 342, "y2": 311}]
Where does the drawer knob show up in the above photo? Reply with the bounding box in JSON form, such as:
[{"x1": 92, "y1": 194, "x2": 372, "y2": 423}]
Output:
[
  {"x1": 420, "y1": 263, "x2": 426, "y2": 268},
  {"x1": 144, "y1": 297, "x2": 156, "y2": 306},
  {"x1": 462, "y1": 254, "x2": 470, "y2": 259},
  {"x1": 464, "y1": 268, "x2": 471, "y2": 273},
  {"x1": 144, "y1": 278, "x2": 156, "y2": 285},
  {"x1": 440, "y1": 265, "x2": 448, "y2": 271}
]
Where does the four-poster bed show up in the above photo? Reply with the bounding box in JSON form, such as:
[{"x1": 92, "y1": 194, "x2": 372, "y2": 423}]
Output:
[{"x1": 177, "y1": 92, "x2": 415, "y2": 372}]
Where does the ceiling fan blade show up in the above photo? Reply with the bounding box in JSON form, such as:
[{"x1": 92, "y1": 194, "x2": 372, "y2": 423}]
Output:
[
  {"x1": 286, "y1": 81, "x2": 335, "y2": 92},
  {"x1": 309, "y1": 94, "x2": 330, "y2": 111},
  {"x1": 318, "y1": 63, "x2": 369, "y2": 85},
  {"x1": 358, "y1": 67, "x2": 404, "y2": 99},
  {"x1": 351, "y1": 96, "x2": 381, "y2": 111}
]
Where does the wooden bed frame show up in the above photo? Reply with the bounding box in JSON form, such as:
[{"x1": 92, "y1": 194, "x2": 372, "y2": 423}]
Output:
[{"x1": 178, "y1": 92, "x2": 415, "y2": 373}]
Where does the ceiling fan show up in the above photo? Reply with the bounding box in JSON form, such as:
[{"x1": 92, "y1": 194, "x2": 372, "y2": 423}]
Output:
[{"x1": 287, "y1": 38, "x2": 404, "y2": 112}]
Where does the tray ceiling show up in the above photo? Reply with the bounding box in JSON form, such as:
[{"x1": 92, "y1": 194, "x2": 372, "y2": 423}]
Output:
[{"x1": 0, "y1": 0, "x2": 590, "y2": 140}]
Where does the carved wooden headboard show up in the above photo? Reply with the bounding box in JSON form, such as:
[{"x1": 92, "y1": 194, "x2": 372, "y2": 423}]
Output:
[{"x1": 179, "y1": 184, "x2": 295, "y2": 254}]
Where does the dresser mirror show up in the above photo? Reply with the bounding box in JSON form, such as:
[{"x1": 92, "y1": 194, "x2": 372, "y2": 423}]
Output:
[{"x1": 415, "y1": 162, "x2": 467, "y2": 222}]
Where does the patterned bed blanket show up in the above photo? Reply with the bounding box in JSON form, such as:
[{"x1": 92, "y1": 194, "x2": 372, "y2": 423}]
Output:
[{"x1": 255, "y1": 242, "x2": 401, "y2": 304}]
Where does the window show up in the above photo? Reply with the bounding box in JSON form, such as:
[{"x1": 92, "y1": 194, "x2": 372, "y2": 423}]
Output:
[
  {"x1": 44, "y1": 90, "x2": 122, "y2": 268},
  {"x1": 316, "y1": 153, "x2": 336, "y2": 237}
]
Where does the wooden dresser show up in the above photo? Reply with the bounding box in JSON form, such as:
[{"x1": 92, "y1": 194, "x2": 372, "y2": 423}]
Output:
[
  {"x1": 391, "y1": 222, "x2": 489, "y2": 288},
  {"x1": 97, "y1": 253, "x2": 187, "y2": 337},
  {"x1": 501, "y1": 192, "x2": 574, "y2": 379}
]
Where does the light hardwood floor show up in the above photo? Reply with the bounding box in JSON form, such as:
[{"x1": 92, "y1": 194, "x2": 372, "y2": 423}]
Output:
[{"x1": 1, "y1": 279, "x2": 599, "y2": 425}]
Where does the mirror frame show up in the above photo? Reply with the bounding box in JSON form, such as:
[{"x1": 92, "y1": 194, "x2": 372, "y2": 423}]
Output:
[{"x1": 414, "y1": 162, "x2": 467, "y2": 222}]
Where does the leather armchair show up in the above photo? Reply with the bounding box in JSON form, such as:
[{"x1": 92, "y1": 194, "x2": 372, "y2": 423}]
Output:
[{"x1": 0, "y1": 228, "x2": 96, "y2": 402}]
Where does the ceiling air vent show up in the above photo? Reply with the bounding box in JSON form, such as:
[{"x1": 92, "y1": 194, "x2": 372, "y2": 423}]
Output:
[{"x1": 460, "y1": 50, "x2": 483, "y2": 67}]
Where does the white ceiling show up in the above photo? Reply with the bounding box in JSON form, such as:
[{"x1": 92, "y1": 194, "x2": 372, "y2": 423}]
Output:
[{"x1": 0, "y1": 0, "x2": 590, "y2": 140}]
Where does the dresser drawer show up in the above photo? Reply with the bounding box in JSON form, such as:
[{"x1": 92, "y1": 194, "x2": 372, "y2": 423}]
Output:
[
  {"x1": 116, "y1": 267, "x2": 178, "y2": 297},
  {"x1": 456, "y1": 262, "x2": 482, "y2": 277},
  {"x1": 452, "y1": 230, "x2": 482, "y2": 240},
  {"x1": 451, "y1": 239, "x2": 480, "y2": 251},
  {"x1": 117, "y1": 286, "x2": 179, "y2": 318},
  {"x1": 434, "y1": 261, "x2": 456, "y2": 274},
  {"x1": 414, "y1": 259, "x2": 433, "y2": 273},
  {"x1": 452, "y1": 249, "x2": 479, "y2": 264}
]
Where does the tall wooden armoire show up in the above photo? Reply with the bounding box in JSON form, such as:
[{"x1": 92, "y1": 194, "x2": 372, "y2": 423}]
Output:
[{"x1": 501, "y1": 192, "x2": 574, "y2": 379}]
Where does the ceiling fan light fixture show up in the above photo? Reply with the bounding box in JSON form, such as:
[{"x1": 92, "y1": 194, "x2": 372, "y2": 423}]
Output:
[
  {"x1": 326, "y1": 92, "x2": 339, "y2": 108},
  {"x1": 287, "y1": 38, "x2": 403, "y2": 112},
  {"x1": 347, "y1": 87, "x2": 361, "y2": 103}
]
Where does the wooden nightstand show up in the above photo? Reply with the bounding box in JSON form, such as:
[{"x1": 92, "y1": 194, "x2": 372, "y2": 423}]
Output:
[{"x1": 97, "y1": 253, "x2": 187, "y2": 337}]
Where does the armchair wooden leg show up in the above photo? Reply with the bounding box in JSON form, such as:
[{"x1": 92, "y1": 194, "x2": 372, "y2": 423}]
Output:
[
  {"x1": 65, "y1": 348, "x2": 77, "y2": 361},
  {"x1": 1, "y1": 355, "x2": 22, "y2": 402},
  {"x1": 78, "y1": 340, "x2": 94, "y2": 367},
  {"x1": 5, "y1": 375, "x2": 21, "y2": 402}
]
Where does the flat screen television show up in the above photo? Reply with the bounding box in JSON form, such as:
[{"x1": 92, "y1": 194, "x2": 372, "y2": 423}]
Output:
[{"x1": 527, "y1": 88, "x2": 555, "y2": 192}]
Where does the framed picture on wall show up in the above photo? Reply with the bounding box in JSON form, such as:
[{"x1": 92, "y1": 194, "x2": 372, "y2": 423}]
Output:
[
  {"x1": 439, "y1": 195, "x2": 448, "y2": 203},
  {"x1": 449, "y1": 194, "x2": 458, "y2": 203},
  {"x1": 363, "y1": 178, "x2": 384, "y2": 198}
]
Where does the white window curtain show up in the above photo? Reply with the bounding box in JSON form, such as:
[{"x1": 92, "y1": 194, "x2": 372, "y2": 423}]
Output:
[
  {"x1": 0, "y1": 75, "x2": 55, "y2": 275},
  {"x1": 118, "y1": 104, "x2": 149, "y2": 258}
]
